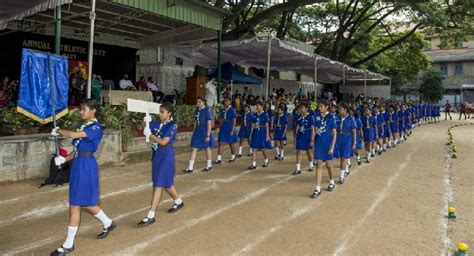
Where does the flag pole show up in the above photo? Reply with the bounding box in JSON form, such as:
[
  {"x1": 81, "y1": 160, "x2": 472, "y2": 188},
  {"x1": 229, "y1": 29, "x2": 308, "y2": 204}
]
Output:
[{"x1": 48, "y1": 53, "x2": 60, "y2": 157}]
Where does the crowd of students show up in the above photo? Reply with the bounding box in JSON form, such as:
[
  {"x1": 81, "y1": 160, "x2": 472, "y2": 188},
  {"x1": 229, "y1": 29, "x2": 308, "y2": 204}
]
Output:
[{"x1": 49, "y1": 95, "x2": 443, "y2": 255}]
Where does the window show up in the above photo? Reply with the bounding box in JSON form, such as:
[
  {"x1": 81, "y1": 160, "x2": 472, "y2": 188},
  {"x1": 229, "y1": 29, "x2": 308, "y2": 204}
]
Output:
[
  {"x1": 455, "y1": 63, "x2": 463, "y2": 76},
  {"x1": 440, "y1": 63, "x2": 448, "y2": 76},
  {"x1": 455, "y1": 34, "x2": 463, "y2": 48},
  {"x1": 440, "y1": 36, "x2": 448, "y2": 49}
]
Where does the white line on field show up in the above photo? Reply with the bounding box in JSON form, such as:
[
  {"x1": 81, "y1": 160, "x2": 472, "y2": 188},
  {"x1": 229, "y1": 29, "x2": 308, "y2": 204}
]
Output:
[
  {"x1": 4, "y1": 170, "x2": 249, "y2": 255},
  {"x1": 441, "y1": 145, "x2": 454, "y2": 256},
  {"x1": 233, "y1": 202, "x2": 322, "y2": 256},
  {"x1": 331, "y1": 133, "x2": 424, "y2": 256},
  {"x1": 116, "y1": 176, "x2": 294, "y2": 255}
]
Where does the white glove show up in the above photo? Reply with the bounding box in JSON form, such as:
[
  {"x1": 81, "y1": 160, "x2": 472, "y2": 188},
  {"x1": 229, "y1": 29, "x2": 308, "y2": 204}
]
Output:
[
  {"x1": 54, "y1": 156, "x2": 66, "y2": 166},
  {"x1": 143, "y1": 115, "x2": 152, "y2": 123},
  {"x1": 143, "y1": 127, "x2": 152, "y2": 137},
  {"x1": 51, "y1": 127, "x2": 60, "y2": 136}
]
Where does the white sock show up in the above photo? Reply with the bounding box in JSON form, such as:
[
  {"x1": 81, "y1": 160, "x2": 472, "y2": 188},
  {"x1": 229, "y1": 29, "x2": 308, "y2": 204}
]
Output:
[
  {"x1": 188, "y1": 160, "x2": 194, "y2": 170},
  {"x1": 174, "y1": 197, "x2": 183, "y2": 205},
  {"x1": 280, "y1": 149, "x2": 285, "y2": 157},
  {"x1": 275, "y1": 147, "x2": 280, "y2": 156},
  {"x1": 249, "y1": 149, "x2": 253, "y2": 154},
  {"x1": 252, "y1": 161, "x2": 256, "y2": 167},
  {"x1": 309, "y1": 161, "x2": 314, "y2": 169},
  {"x1": 329, "y1": 179, "x2": 335, "y2": 185},
  {"x1": 207, "y1": 160, "x2": 212, "y2": 168},
  {"x1": 372, "y1": 149, "x2": 375, "y2": 155},
  {"x1": 62, "y1": 226, "x2": 78, "y2": 249},
  {"x1": 316, "y1": 186, "x2": 321, "y2": 192},
  {"x1": 238, "y1": 146, "x2": 243, "y2": 155},
  {"x1": 264, "y1": 158, "x2": 269, "y2": 164},
  {"x1": 217, "y1": 155, "x2": 222, "y2": 161},
  {"x1": 296, "y1": 163, "x2": 301, "y2": 171},
  {"x1": 147, "y1": 210, "x2": 155, "y2": 219},
  {"x1": 357, "y1": 155, "x2": 361, "y2": 160},
  {"x1": 230, "y1": 154, "x2": 235, "y2": 160},
  {"x1": 340, "y1": 170, "x2": 345, "y2": 179},
  {"x1": 347, "y1": 159, "x2": 351, "y2": 166},
  {"x1": 94, "y1": 210, "x2": 112, "y2": 229}
]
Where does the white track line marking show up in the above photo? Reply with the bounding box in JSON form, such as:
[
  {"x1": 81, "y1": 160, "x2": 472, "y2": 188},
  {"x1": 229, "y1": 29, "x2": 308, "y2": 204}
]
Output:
[
  {"x1": 116, "y1": 176, "x2": 294, "y2": 255},
  {"x1": 331, "y1": 133, "x2": 425, "y2": 256},
  {"x1": 441, "y1": 141, "x2": 454, "y2": 256},
  {"x1": 4, "y1": 170, "x2": 253, "y2": 255},
  {"x1": 233, "y1": 202, "x2": 322, "y2": 256}
]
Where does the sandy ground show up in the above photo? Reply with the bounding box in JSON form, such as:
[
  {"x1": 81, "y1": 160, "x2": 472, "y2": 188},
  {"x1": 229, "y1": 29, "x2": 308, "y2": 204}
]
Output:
[{"x1": 0, "y1": 119, "x2": 473, "y2": 256}]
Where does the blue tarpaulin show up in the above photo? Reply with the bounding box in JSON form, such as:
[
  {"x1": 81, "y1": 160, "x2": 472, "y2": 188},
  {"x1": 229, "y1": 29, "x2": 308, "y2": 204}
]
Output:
[
  {"x1": 17, "y1": 48, "x2": 69, "y2": 124},
  {"x1": 208, "y1": 62, "x2": 262, "y2": 85}
]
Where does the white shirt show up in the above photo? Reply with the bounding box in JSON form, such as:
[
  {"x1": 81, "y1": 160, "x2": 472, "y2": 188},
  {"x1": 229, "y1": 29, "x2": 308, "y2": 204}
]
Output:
[
  {"x1": 204, "y1": 81, "x2": 217, "y2": 107},
  {"x1": 119, "y1": 79, "x2": 133, "y2": 89}
]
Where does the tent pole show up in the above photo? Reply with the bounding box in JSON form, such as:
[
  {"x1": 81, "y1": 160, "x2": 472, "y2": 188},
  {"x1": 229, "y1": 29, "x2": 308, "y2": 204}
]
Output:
[
  {"x1": 314, "y1": 57, "x2": 318, "y2": 97},
  {"x1": 86, "y1": 0, "x2": 96, "y2": 99},
  {"x1": 54, "y1": 1, "x2": 61, "y2": 55},
  {"x1": 217, "y1": 30, "x2": 222, "y2": 102},
  {"x1": 389, "y1": 78, "x2": 392, "y2": 99},
  {"x1": 342, "y1": 65, "x2": 345, "y2": 86},
  {"x1": 364, "y1": 70, "x2": 367, "y2": 98},
  {"x1": 230, "y1": 80, "x2": 233, "y2": 100},
  {"x1": 265, "y1": 34, "x2": 272, "y2": 100}
]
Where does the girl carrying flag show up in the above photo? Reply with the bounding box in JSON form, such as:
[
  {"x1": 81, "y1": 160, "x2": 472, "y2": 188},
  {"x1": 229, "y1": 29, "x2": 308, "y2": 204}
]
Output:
[
  {"x1": 183, "y1": 97, "x2": 216, "y2": 173},
  {"x1": 273, "y1": 105, "x2": 288, "y2": 161},
  {"x1": 237, "y1": 104, "x2": 253, "y2": 157},
  {"x1": 293, "y1": 103, "x2": 315, "y2": 175},
  {"x1": 248, "y1": 101, "x2": 271, "y2": 169},
  {"x1": 215, "y1": 98, "x2": 238, "y2": 164},
  {"x1": 312, "y1": 100, "x2": 337, "y2": 198},
  {"x1": 50, "y1": 99, "x2": 116, "y2": 256},
  {"x1": 138, "y1": 103, "x2": 184, "y2": 227}
]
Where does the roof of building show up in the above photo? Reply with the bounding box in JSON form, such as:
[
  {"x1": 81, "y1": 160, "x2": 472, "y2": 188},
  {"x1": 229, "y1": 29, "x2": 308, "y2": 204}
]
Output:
[{"x1": 425, "y1": 48, "x2": 474, "y2": 62}]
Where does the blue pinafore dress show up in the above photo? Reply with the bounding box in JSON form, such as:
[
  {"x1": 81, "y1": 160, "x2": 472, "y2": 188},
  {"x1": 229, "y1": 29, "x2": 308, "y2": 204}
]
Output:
[
  {"x1": 218, "y1": 106, "x2": 238, "y2": 143},
  {"x1": 313, "y1": 112, "x2": 336, "y2": 160},
  {"x1": 150, "y1": 120, "x2": 177, "y2": 188},
  {"x1": 191, "y1": 107, "x2": 216, "y2": 149}
]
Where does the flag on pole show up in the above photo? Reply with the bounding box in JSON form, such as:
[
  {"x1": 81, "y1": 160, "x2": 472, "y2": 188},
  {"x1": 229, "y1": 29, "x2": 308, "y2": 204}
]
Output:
[{"x1": 17, "y1": 48, "x2": 69, "y2": 124}]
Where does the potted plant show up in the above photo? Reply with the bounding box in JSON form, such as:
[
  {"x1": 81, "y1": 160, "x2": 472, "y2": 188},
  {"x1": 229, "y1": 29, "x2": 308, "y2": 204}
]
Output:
[
  {"x1": 184, "y1": 105, "x2": 194, "y2": 127},
  {"x1": 2, "y1": 108, "x2": 29, "y2": 135},
  {"x1": 57, "y1": 108, "x2": 82, "y2": 130},
  {"x1": 102, "y1": 107, "x2": 132, "y2": 152},
  {"x1": 128, "y1": 111, "x2": 145, "y2": 131}
]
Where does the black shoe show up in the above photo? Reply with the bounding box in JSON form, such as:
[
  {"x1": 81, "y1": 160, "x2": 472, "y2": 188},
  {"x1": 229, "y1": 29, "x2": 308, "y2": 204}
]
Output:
[
  {"x1": 168, "y1": 202, "x2": 184, "y2": 213},
  {"x1": 97, "y1": 221, "x2": 117, "y2": 239},
  {"x1": 50, "y1": 246, "x2": 74, "y2": 256},
  {"x1": 203, "y1": 167, "x2": 212, "y2": 172},
  {"x1": 292, "y1": 170, "x2": 301, "y2": 176},
  {"x1": 214, "y1": 160, "x2": 222, "y2": 164},
  {"x1": 248, "y1": 165, "x2": 257, "y2": 170},
  {"x1": 278, "y1": 156, "x2": 284, "y2": 161},
  {"x1": 228, "y1": 158, "x2": 236, "y2": 163},
  {"x1": 328, "y1": 183, "x2": 336, "y2": 192},
  {"x1": 378, "y1": 151, "x2": 382, "y2": 155},
  {"x1": 183, "y1": 169, "x2": 193, "y2": 174},
  {"x1": 237, "y1": 154, "x2": 242, "y2": 158},
  {"x1": 357, "y1": 159, "x2": 362, "y2": 165},
  {"x1": 311, "y1": 189, "x2": 321, "y2": 198},
  {"x1": 338, "y1": 177, "x2": 345, "y2": 184},
  {"x1": 247, "y1": 153, "x2": 252, "y2": 157},
  {"x1": 137, "y1": 217, "x2": 155, "y2": 227},
  {"x1": 262, "y1": 162, "x2": 269, "y2": 167},
  {"x1": 308, "y1": 167, "x2": 314, "y2": 172}
]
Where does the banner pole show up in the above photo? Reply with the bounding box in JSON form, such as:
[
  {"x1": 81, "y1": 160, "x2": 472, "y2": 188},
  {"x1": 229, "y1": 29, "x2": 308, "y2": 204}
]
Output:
[
  {"x1": 48, "y1": 53, "x2": 60, "y2": 157},
  {"x1": 86, "y1": 0, "x2": 97, "y2": 99}
]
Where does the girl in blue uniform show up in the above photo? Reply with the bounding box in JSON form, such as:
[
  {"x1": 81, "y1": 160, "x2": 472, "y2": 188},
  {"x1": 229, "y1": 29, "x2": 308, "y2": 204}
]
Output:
[
  {"x1": 183, "y1": 97, "x2": 216, "y2": 173},
  {"x1": 274, "y1": 105, "x2": 288, "y2": 161},
  {"x1": 397, "y1": 106, "x2": 405, "y2": 142},
  {"x1": 51, "y1": 99, "x2": 116, "y2": 256},
  {"x1": 381, "y1": 106, "x2": 391, "y2": 150},
  {"x1": 248, "y1": 101, "x2": 270, "y2": 169},
  {"x1": 265, "y1": 102, "x2": 275, "y2": 148},
  {"x1": 216, "y1": 98, "x2": 238, "y2": 163},
  {"x1": 351, "y1": 109, "x2": 364, "y2": 165},
  {"x1": 293, "y1": 103, "x2": 315, "y2": 175},
  {"x1": 238, "y1": 105, "x2": 253, "y2": 157},
  {"x1": 138, "y1": 103, "x2": 184, "y2": 227},
  {"x1": 388, "y1": 106, "x2": 399, "y2": 146},
  {"x1": 404, "y1": 105, "x2": 412, "y2": 137},
  {"x1": 334, "y1": 104, "x2": 357, "y2": 184},
  {"x1": 375, "y1": 108, "x2": 385, "y2": 155},
  {"x1": 312, "y1": 100, "x2": 337, "y2": 198},
  {"x1": 361, "y1": 108, "x2": 377, "y2": 163}
]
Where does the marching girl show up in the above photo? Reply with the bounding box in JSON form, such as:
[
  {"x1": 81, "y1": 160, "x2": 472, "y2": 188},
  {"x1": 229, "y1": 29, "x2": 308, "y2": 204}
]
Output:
[
  {"x1": 312, "y1": 100, "x2": 337, "y2": 198},
  {"x1": 361, "y1": 108, "x2": 377, "y2": 163},
  {"x1": 274, "y1": 105, "x2": 288, "y2": 161},
  {"x1": 334, "y1": 104, "x2": 357, "y2": 184},
  {"x1": 248, "y1": 101, "x2": 271, "y2": 170},
  {"x1": 381, "y1": 106, "x2": 391, "y2": 150},
  {"x1": 293, "y1": 103, "x2": 315, "y2": 175},
  {"x1": 397, "y1": 105, "x2": 405, "y2": 142},
  {"x1": 265, "y1": 102, "x2": 275, "y2": 148},
  {"x1": 183, "y1": 96, "x2": 216, "y2": 173},
  {"x1": 51, "y1": 99, "x2": 116, "y2": 256},
  {"x1": 388, "y1": 106, "x2": 399, "y2": 146},
  {"x1": 351, "y1": 108, "x2": 364, "y2": 165},
  {"x1": 237, "y1": 104, "x2": 253, "y2": 158},
  {"x1": 215, "y1": 98, "x2": 238, "y2": 164},
  {"x1": 375, "y1": 107, "x2": 385, "y2": 155},
  {"x1": 138, "y1": 103, "x2": 184, "y2": 227},
  {"x1": 404, "y1": 105, "x2": 412, "y2": 136}
]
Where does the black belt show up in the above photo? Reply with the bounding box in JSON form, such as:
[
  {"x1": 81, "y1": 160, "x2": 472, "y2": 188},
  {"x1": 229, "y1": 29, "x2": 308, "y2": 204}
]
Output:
[{"x1": 77, "y1": 152, "x2": 94, "y2": 156}]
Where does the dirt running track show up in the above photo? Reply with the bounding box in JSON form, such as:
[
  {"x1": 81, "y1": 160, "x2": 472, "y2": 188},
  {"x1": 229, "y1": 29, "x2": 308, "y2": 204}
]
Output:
[{"x1": 0, "y1": 120, "x2": 473, "y2": 255}]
